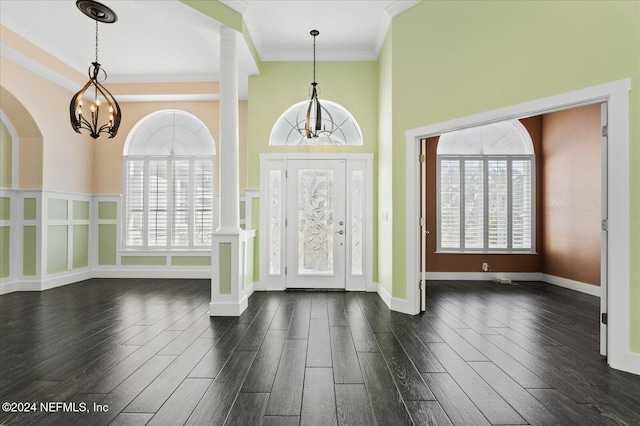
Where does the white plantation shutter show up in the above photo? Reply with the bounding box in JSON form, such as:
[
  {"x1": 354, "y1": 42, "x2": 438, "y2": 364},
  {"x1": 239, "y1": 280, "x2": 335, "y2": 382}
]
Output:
[
  {"x1": 512, "y1": 159, "x2": 533, "y2": 249},
  {"x1": 125, "y1": 159, "x2": 145, "y2": 247},
  {"x1": 439, "y1": 159, "x2": 460, "y2": 249},
  {"x1": 488, "y1": 159, "x2": 508, "y2": 249},
  {"x1": 464, "y1": 160, "x2": 484, "y2": 249},
  {"x1": 194, "y1": 160, "x2": 213, "y2": 246},
  {"x1": 148, "y1": 160, "x2": 168, "y2": 247},
  {"x1": 437, "y1": 120, "x2": 535, "y2": 253},
  {"x1": 172, "y1": 159, "x2": 191, "y2": 247}
]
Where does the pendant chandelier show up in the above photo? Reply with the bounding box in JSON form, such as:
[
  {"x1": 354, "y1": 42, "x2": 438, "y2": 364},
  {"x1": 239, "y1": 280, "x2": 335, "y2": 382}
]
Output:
[
  {"x1": 69, "y1": 0, "x2": 121, "y2": 139},
  {"x1": 302, "y1": 29, "x2": 335, "y2": 140}
]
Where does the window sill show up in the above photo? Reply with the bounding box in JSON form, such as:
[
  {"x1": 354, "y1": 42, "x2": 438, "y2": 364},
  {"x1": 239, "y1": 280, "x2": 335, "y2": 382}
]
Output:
[
  {"x1": 119, "y1": 249, "x2": 212, "y2": 256},
  {"x1": 435, "y1": 251, "x2": 538, "y2": 255}
]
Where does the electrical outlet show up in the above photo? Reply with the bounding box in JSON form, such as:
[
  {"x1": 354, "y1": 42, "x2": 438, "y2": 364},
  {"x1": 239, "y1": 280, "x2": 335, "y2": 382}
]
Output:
[{"x1": 482, "y1": 263, "x2": 489, "y2": 272}]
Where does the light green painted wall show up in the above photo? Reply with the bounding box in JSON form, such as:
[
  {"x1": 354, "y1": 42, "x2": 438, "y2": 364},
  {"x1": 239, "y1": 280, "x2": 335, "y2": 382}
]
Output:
[
  {"x1": 98, "y1": 224, "x2": 117, "y2": 265},
  {"x1": 121, "y1": 256, "x2": 166, "y2": 266},
  {"x1": 219, "y1": 242, "x2": 232, "y2": 294},
  {"x1": 386, "y1": 1, "x2": 639, "y2": 352},
  {"x1": 73, "y1": 200, "x2": 90, "y2": 220},
  {"x1": 0, "y1": 121, "x2": 11, "y2": 188},
  {"x1": 0, "y1": 226, "x2": 9, "y2": 278},
  {"x1": 248, "y1": 60, "x2": 379, "y2": 283},
  {"x1": 246, "y1": 237, "x2": 254, "y2": 289},
  {"x1": 47, "y1": 225, "x2": 67, "y2": 274},
  {"x1": 377, "y1": 26, "x2": 393, "y2": 296},
  {"x1": 251, "y1": 197, "x2": 260, "y2": 282},
  {"x1": 48, "y1": 199, "x2": 67, "y2": 220},
  {"x1": 98, "y1": 202, "x2": 118, "y2": 220},
  {"x1": 171, "y1": 256, "x2": 211, "y2": 266},
  {"x1": 23, "y1": 226, "x2": 36, "y2": 275},
  {"x1": 0, "y1": 197, "x2": 10, "y2": 221},
  {"x1": 24, "y1": 198, "x2": 36, "y2": 220},
  {"x1": 72, "y1": 225, "x2": 89, "y2": 269}
]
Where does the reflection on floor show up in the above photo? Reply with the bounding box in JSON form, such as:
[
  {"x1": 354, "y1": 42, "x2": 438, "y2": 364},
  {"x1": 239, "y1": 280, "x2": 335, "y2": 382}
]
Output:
[{"x1": 1, "y1": 278, "x2": 639, "y2": 425}]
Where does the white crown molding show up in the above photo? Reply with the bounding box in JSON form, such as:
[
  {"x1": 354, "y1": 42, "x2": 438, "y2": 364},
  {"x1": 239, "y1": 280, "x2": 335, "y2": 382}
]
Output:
[
  {"x1": 385, "y1": 0, "x2": 421, "y2": 17},
  {"x1": 220, "y1": 0, "x2": 250, "y2": 14},
  {"x1": 1, "y1": 42, "x2": 80, "y2": 93},
  {"x1": 115, "y1": 94, "x2": 221, "y2": 103},
  {"x1": 260, "y1": 50, "x2": 378, "y2": 62}
]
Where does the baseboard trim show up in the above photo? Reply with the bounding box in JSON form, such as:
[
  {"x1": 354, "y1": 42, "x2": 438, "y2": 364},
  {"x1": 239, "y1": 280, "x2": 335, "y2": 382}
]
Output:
[
  {"x1": 375, "y1": 282, "x2": 414, "y2": 315},
  {"x1": 0, "y1": 279, "x2": 41, "y2": 294},
  {"x1": 423, "y1": 271, "x2": 600, "y2": 297},
  {"x1": 209, "y1": 296, "x2": 248, "y2": 317},
  {"x1": 424, "y1": 272, "x2": 542, "y2": 282},
  {"x1": 40, "y1": 270, "x2": 94, "y2": 291},
  {"x1": 93, "y1": 268, "x2": 211, "y2": 279},
  {"x1": 541, "y1": 273, "x2": 600, "y2": 297}
]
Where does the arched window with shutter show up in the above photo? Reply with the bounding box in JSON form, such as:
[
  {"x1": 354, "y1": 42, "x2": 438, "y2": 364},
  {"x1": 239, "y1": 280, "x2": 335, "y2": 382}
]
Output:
[
  {"x1": 122, "y1": 110, "x2": 216, "y2": 250},
  {"x1": 437, "y1": 120, "x2": 535, "y2": 252}
]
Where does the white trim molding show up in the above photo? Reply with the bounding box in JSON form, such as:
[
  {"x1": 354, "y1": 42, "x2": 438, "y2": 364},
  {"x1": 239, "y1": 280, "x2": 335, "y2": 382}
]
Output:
[
  {"x1": 376, "y1": 283, "x2": 414, "y2": 315},
  {"x1": 422, "y1": 272, "x2": 601, "y2": 298},
  {"x1": 406, "y1": 78, "x2": 634, "y2": 375}
]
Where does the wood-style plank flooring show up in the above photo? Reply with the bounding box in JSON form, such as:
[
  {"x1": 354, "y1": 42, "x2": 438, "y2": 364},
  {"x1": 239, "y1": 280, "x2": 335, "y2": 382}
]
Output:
[{"x1": 1, "y1": 278, "x2": 639, "y2": 425}]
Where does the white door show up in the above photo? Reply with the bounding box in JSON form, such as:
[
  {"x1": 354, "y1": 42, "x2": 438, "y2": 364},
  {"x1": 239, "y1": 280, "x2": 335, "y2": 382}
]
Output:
[{"x1": 285, "y1": 159, "x2": 346, "y2": 289}]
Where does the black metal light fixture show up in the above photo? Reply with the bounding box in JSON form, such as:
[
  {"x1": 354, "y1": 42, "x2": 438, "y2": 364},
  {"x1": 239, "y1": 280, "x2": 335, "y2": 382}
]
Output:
[
  {"x1": 304, "y1": 29, "x2": 325, "y2": 139},
  {"x1": 70, "y1": 0, "x2": 121, "y2": 139}
]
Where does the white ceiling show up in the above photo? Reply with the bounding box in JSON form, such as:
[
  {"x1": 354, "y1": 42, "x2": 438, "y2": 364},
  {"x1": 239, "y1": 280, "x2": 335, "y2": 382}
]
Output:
[{"x1": 1, "y1": 0, "x2": 418, "y2": 89}]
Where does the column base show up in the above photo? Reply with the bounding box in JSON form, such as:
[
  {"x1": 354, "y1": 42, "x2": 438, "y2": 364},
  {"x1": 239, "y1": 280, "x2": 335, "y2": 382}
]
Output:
[{"x1": 209, "y1": 295, "x2": 248, "y2": 317}]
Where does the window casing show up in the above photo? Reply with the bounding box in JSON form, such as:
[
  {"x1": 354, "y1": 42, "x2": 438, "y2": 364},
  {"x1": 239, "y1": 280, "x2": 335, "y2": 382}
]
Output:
[{"x1": 124, "y1": 155, "x2": 213, "y2": 250}]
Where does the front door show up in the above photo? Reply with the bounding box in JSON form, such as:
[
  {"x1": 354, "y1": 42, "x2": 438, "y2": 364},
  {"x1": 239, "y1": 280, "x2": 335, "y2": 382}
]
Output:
[{"x1": 285, "y1": 159, "x2": 346, "y2": 289}]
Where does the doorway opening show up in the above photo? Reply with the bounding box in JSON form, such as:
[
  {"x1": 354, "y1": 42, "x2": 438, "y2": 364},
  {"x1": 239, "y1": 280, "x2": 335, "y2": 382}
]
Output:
[{"x1": 406, "y1": 79, "x2": 633, "y2": 374}]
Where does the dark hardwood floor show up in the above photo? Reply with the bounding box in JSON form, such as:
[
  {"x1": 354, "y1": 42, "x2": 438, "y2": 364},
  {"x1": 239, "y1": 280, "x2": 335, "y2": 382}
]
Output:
[{"x1": 1, "y1": 278, "x2": 639, "y2": 425}]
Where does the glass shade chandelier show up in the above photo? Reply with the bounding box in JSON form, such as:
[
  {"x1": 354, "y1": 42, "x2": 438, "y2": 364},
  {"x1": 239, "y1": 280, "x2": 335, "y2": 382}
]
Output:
[
  {"x1": 69, "y1": 0, "x2": 121, "y2": 139},
  {"x1": 302, "y1": 29, "x2": 335, "y2": 140}
]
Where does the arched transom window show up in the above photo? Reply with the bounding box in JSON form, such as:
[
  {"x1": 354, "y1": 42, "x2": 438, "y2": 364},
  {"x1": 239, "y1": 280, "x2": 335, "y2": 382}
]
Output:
[
  {"x1": 269, "y1": 100, "x2": 363, "y2": 146},
  {"x1": 437, "y1": 120, "x2": 535, "y2": 252},
  {"x1": 123, "y1": 110, "x2": 216, "y2": 250}
]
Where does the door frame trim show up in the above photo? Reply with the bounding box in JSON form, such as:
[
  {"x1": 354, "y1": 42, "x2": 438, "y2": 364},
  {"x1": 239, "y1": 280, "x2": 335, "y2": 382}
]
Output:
[
  {"x1": 405, "y1": 78, "x2": 636, "y2": 374},
  {"x1": 259, "y1": 153, "x2": 374, "y2": 292}
]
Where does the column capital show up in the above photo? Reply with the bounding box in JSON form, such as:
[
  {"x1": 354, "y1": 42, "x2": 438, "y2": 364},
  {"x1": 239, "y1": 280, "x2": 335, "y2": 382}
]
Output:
[{"x1": 220, "y1": 26, "x2": 237, "y2": 41}]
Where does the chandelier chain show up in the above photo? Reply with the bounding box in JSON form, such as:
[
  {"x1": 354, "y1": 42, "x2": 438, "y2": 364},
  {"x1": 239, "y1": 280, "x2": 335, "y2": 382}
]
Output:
[
  {"x1": 95, "y1": 20, "x2": 99, "y2": 63},
  {"x1": 312, "y1": 33, "x2": 316, "y2": 83}
]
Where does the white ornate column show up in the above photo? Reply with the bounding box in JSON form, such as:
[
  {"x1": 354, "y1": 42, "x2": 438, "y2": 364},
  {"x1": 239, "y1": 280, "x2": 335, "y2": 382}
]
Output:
[{"x1": 210, "y1": 26, "x2": 248, "y2": 316}]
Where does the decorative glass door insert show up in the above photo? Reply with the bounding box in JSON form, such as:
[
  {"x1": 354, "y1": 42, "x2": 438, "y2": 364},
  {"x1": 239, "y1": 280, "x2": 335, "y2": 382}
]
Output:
[{"x1": 286, "y1": 160, "x2": 346, "y2": 288}]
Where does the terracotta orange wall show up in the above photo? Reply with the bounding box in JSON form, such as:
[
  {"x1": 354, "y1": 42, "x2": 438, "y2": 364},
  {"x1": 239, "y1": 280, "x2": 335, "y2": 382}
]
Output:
[
  {"x1": 93, "y1": 100, "x2": 249, "y2": 196},
  {"x1": 541, "y1": 104, "x2": 601, "y2": 286},
  {"x1": 425, "y1": 117, "x2": 544, "y2": 272}
]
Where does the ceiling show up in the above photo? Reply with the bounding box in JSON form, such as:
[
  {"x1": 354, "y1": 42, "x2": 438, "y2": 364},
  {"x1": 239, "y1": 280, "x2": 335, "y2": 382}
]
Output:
[{"x1": 0, "y1": 0, "x2": 418, "y2": 93}]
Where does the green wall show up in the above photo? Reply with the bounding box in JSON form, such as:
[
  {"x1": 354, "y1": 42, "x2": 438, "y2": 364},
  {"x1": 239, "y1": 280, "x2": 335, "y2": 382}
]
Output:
[
  {"x1": 219, "y1": 242, "x2": 232, "y2": 294},
  {"x1": 48, "y1": 199, "x2": 68, "y2": 220},
  {"x1": 248, "y1": 61, "x2": 380, "y2": 283},
  {"x1": 24, "y1": 198, "x2": 36, "y2": 220},
  {"x1": 0, "y1": 121, "x2": 11, "y2": 188},
  {"x1": 98, "y1": 224, "x2": 117, "y2": 265},
  {"x1": 385, "y1": 1, "x2": 639, "y2": 350},
  {"x1": 0, "y1": 197, "x2": 10, "y2": 221},
  {"x1": 72, "y1": 225, "x2": 89, "y2": 269},
  {"x1": 23, "y1": 226, "x2": 36, "y2": 276},
  {"x1": 47, "y1": 225, "x2": 67, "y2": 274},
  {"x1": 0, "y1": 226, "x2": 9, "y2": 278}
]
